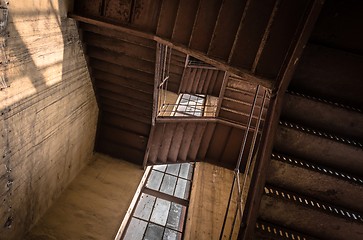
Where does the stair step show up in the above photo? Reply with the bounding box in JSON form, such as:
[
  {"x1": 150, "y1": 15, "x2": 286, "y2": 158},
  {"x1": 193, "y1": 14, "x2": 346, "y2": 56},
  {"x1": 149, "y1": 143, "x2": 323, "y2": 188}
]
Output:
[
  {"x1": 197, "y1": 122, "x2": 216, "y2": 160},
  {"x1": 168, "y1": 122, "x2": 186, "y2": 163},
  {"x1": 274, "y1": 121, "x2": 363, "y2": 177},
  {"x1": 221, "y1": 97, "x2": 266, "y2": 117},
  {"x1": 255, "y1": 220, "x2": 318, "y2": 240},
  {"x1": 148, "y1": 123, "x2": 165, "y2": 164},
  {"x1": 178, "y1": 123, "x2": 197, "y2": 162},
  {"x1": 268, "y1": 153, "x2": 363, "y2": 213},
  {"x1": 188, "y1": 123, "x2": 207, "y2": 161},
  {"x1": 259, "y1": 185, "x2": 363, "y2": 240},
  {"x1": 158, "y1": 123, "x2": 177, "y2": 163},
  {"x1": 282, "y1": 91, "x2": 363, "y2": 141}
]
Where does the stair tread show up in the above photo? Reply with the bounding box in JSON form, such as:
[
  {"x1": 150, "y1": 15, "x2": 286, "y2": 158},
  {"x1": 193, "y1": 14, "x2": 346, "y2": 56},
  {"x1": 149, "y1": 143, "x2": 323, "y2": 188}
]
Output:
[
  {"x1": 275, "y1": 123, "x2": 363, "y2": 177},
  {"x1": 282, "y1": 91, "x2": 363, "y2": 141},
  {"x1": 267, "y1": 153, "x2": 363, "y2": 213}
]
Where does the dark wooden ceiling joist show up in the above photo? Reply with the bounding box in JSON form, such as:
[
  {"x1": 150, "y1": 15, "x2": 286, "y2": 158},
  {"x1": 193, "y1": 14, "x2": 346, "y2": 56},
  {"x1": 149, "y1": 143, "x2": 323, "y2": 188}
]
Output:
[{"x1": 69, "y1": 13, "x2": 274, "y2": 89}]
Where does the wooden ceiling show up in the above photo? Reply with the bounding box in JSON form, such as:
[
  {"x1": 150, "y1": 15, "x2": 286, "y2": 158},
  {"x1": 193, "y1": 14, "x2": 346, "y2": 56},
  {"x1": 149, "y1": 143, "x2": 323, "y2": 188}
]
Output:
[{"x1": 71, "y1": 0, "x2": 322, "y2": 168}]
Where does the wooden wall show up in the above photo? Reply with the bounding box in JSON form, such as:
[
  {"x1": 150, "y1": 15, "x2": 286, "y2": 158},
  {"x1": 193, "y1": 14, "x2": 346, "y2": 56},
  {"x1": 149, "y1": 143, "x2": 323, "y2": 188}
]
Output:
[
  {"x1": 0, "y1": 1, "x2": 98, "y2": 239},
  {"x1": 184, "y1": 163, "x2": 241, "y2": 239}
]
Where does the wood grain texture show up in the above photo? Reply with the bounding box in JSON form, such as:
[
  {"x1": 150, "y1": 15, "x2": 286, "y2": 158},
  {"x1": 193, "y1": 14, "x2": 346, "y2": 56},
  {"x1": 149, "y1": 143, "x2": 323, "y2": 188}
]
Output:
[
  {"x1": 25, "y1": 154, "x2": 144, "y2": 240},
  {"x1": 0, "y1": 1, "x2": 98, "y2": 239}
]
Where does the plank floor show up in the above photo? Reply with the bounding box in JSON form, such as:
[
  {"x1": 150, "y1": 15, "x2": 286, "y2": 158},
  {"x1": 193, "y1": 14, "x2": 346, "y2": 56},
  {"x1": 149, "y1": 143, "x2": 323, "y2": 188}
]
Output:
[{"x1": 25, "y1": 153, "x2": 144, "y2": 240}]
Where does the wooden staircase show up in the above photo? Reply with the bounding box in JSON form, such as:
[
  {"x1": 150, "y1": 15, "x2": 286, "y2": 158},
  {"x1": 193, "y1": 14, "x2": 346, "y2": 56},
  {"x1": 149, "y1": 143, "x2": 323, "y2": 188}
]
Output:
[
  {"x1": 218, "y1": 75, "x2": 268, "y2": 125},
  {"x1": 255, "y1": 43, "x2": 363, "y2": 239},
  {"x1": 74, "y1": 0, "x2": 315, "y2": 81},
  {"x1": 146, "y1": 121, "x2": 258, "y2": 170},
  {"x1": 178, "y1": 67, "x2": 224, "y2": 96}
]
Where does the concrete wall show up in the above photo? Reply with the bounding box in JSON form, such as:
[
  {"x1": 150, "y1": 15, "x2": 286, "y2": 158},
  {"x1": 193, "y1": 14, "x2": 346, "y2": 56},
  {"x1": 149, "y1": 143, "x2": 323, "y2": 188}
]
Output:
[{"x1": 0, "y1": 0, "x2": 98, "y2": 239}]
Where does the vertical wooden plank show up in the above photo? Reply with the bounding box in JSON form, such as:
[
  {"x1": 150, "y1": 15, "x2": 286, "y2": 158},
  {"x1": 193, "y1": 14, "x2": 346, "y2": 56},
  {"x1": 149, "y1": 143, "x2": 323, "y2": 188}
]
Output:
[
  {"x1": 189, "y1": 0, "x2": 223, "y2": 52},
  {"x1": 148, "y1": 123, "x2": 165, "y2": 164},
  {"x1": 171, "y1": 0, "x2": 200, "y2": 45},
  {"x1": 184, "y1": 162, "x2": 235, "y2": 239},
  {"x1": 212, "y1": 71, "x2": 226, "y2": 97},
  {"x1": 178, "y1": 123, "x2": 197, "y2": 162},
  {"x1": 208, "y1": 0, "x2": 248, "y2": 60},
  {"x1": 156, "y1": 0, "x2": 180, "y2": 38},
  {"x1": 202, "y1": 69, "x2": 215, "y2": 94},
  {"x1": 131, "y1": 0, "x2": 162, "y2": 32},
  {"x1": 192, "y1": 68, "x2": 203, "y2": 93},
  {"x1": 186, "y1": 68, "x2": 197, "y2": 93},
  {"x1": 206, "y1": 124, "x2": 231, "y2": 162},
  {"x1": 168, "y1": 122, "x2": 186, "y2": 162},
  {"x1": 188, "y1": 123, "x2": 208, "y2": 161},
  {"x1": 104, "y1": 0, "x2": 133, "y2": 23},
  {"x1": 255, "y1": 0, "x2": 310, "y2": 78},
  {"x1": 158, "y1": 123, "x2": 177, "y2": 163},
  {"x1": 197, "y1": 122, "x2": 216, "y2": 161},
  {"x1": 197, "y1": 69, "x2": 208, "y2": 93},
  {"x1": 229, "y1": 0, "x2": 277, "y2": 69},
  {"x1": 207, "y1": 70, "x2": 219, "y2": 95},
  {"x1": 221, "y1": 128, "x2": 246, "y2": 169},
  {"x1": 179, "y1": 67, "x2": 191, "y2": 93}
]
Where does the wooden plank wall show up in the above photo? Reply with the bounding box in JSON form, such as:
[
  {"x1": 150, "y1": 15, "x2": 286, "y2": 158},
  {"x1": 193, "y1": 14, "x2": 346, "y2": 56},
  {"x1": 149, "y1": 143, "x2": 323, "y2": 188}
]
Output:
[
  {"x1": 0, "y1": 1, "x2": 98, "y2": 239},
  {"x1": 184, "y1": 162, "x2": 240, "y2": 239}
]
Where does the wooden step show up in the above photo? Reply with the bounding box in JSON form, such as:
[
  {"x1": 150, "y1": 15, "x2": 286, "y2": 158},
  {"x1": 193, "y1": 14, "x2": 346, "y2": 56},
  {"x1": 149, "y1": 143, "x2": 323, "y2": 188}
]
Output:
[
  {"x1": 158, "y1": 123, "x2": 177, "y2": 164},
  {"x1": 197, "y1": 122, "x2": 217, "y2": 161},
  {"x1": 267, "y1": 152, "x2": 363, "y2": 213},
  {"x1": 290, "y1": 44, "x2": 363, "y2": 109},
  {"x1": 255, "y1": 220, "x2": 319, "y2": 240},
  {"x1": 274, "y1": 121, "x2": 363, "y2": 177},
  {"x1": 167, "y1": 122, "x2": 186, "y2": 163},
  {"x1": 282, "y1": 91, "x2": 363, "y2": 141},
  {"x1": 188, "y1": 123, "x2": 208, "y2": 161},
  {"x1": 178, "y1": 123, "x2": 197, "y2": 162},
  {"x1": 148, "y1": 123, "x2": 166, "y2": 164},
  {"x1": 259, "y1": 185, "x2": 363, "y2": 240}
]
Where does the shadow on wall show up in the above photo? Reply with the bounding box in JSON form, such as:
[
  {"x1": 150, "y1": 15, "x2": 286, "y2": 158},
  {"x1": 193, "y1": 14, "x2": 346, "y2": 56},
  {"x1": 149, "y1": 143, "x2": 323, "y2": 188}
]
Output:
[{"x1": 0, "y1": 0, "x2": 98, "y2": 239}]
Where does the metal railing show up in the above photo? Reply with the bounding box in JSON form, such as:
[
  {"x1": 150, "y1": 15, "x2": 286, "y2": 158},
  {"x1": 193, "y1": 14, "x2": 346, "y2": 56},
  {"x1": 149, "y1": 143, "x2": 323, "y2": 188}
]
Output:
[
  {"x1": 153, "y1": 43, "x2": 172, "y2": 125},
  {"x1": 219, "y1": 85, "x2": 270, "y2": 239}
]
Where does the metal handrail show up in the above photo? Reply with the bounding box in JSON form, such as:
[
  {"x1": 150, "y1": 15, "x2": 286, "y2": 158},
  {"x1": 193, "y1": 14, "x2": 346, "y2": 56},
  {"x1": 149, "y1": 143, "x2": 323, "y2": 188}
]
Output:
[{"x1": 219, "y1": 85, "x2": 269, "y2": 240}]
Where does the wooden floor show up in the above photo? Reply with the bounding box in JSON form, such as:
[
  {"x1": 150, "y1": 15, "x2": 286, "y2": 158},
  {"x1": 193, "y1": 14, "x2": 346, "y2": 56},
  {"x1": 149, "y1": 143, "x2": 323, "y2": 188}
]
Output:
[{"x1": 25, "y1": 153, "x2": 144, "y2": 240}]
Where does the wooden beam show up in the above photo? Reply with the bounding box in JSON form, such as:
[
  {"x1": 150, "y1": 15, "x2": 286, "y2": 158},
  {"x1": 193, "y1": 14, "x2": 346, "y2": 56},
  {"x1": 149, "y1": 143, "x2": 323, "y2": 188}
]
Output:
[
  {"x1": 239, "y1": 1, "x2": 325, "y2": 239},
  {"x1": 68, "y1": 13, "x2": 274, "y2": 89}
]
